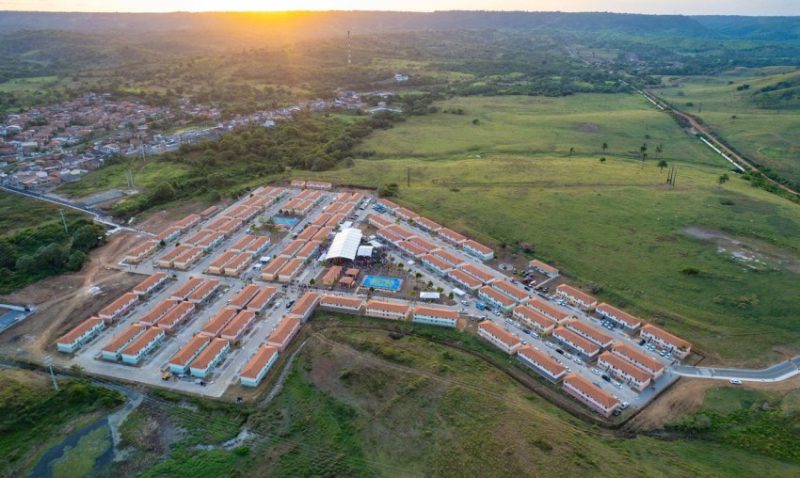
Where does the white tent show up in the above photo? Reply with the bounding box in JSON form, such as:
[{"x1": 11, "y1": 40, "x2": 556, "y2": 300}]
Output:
[{"x1": 324, "y1": 228, "x2": 363, "y2": 261}]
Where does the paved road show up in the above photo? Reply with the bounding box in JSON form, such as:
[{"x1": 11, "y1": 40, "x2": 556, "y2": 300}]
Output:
[
  {"x1": 674, "y1": 356, "x2": 800, "y2": 382},
  {"x1": 0, "y1": 184, "x2": 148, "y2": 235}
]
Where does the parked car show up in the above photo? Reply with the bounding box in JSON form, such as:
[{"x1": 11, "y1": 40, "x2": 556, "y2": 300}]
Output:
[
  {"x1": 729, "y1": 379, "x2": 743, "y2": 385},
  {"x1": 555, "y1": 348, "x2": 565, "y2": 355},
  {"x1": 601, "y1": 374, "x2": 611, "y2": 382}
]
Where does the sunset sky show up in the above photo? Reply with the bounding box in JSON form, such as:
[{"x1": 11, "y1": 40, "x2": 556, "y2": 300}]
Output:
[{"x1": 2, "y1": 0, "x2": 799, "y2": 15}]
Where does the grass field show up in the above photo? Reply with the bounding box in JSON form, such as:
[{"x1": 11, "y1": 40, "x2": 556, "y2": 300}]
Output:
[
  {"x1": 56, "y1": 160, "x2": 193, "y2": 199},
  {"x1": 361, "y1": 94, "x2": 724, "y2": 166},
  {"x1": 657, "y1": 67, "x2": 800, "y2": 186},
  {"x1": 0, "y1": 191, "x2": 82, "y2": 233},
  {"x1": 304, "y1": 94, "x2": 800, "y2": 364},
  {"x1": 230, "y1": 324, "x2": 800, "y2": 476}
]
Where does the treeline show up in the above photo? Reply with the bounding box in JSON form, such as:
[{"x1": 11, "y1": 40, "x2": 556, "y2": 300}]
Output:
[
  {"x1": 0, "y1": 218, "x2": 106, "y2": 293},
  {"x1": 110, "y1": 110, "x2": 402, "y2": 217}
]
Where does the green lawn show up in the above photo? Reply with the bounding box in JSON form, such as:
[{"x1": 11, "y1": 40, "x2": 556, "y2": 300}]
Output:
[
  {"x1": 303, "y1": 93, "x2": 800, "y2": 365},
  {"x1": 56, "y1": 160, "x2": 193, "y2": 199},
  {"x1": 657, "y1": 67, "x2": 800, "y2": 186}
]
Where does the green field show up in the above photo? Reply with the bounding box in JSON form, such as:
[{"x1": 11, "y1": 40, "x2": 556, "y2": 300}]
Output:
[
  {"x1": 305, "y1": 94, "x2": 800, "y2": 364},
  {"x1": 56, "y1": 160, "x2": 193, "y2": 199},
  {"x1": 134, "y1": 323, "x2": 800, "y2": 477},
  {"x1": 0, "y1": 191, "x2": 82, "y2": 233},
  {"x1": 361, "y1": 94, "x2": 723, "y2": 166},
  {"x1": 657, "y1": 67, "x2": 800, "y2": 186}
]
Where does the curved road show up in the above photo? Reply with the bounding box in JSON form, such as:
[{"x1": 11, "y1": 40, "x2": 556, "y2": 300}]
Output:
[{"x1": 674, "y1": 355, "x2": 800, "y2": 383}]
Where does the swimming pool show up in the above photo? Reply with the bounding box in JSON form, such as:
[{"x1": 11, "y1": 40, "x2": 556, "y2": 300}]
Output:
[
  {"x1": 362, "y1": 275, "x2": 403, "y2": 292},
  {"x1": 272, "y1": 216, "x2": 300, "y2": 227}
]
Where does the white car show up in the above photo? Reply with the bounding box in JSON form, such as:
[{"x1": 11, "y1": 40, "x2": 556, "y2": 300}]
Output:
[{"x1": 729, "y1": 379, "x2": 743, "y2": 385}]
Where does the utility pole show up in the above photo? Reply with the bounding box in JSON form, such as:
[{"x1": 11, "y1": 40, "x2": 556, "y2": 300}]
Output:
[
  {"x1": 407, "y1": 167, "x2": 410, "y2": 187},
  {"x1": 44, "y1": 355, "x2": 59, "y2": 391},
  {"x1": 59, "y1": 209, "x2": 68, "y2": 234},
  {"x1": 347, "y1": 30, "x2": 352, "y2": 67}
]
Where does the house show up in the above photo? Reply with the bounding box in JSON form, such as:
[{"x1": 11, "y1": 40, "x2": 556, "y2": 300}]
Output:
[
  {"x1": 491, "y1": 280, "x2": 529, "y2": 304},
  {"x1": 364, "y1": 300, "x2": 410, "y2": 321},
  {"x1": 477, "y1": 286, "x2": 516, "y2": 312},
  {"x1": 431, "y1": 248, "x2": 465, "y2": 268},
  {"x1": 552, "y1": 327, "x2": 601, "y2": 359},
  {"x1": 261, "y1": 255, "x2": 289, "y2": 281},
  {"x1": 367, "y1": 214, "x2": 393, "y2": 229},
  {"x1": 222, "y1": 252, "x2": 253, "y2": 277},
  {"x1": 321, "y1": 266, "x2": 343, "y2": 287},
  {"x1": 172, "y1": 247, "x2": 204, "y2": 270},
  {"x1": 157, "y1": 245, "x2": 192, "y2": 268},
  {"x1": 220, "y1": 311, "x2": 257, "y2": 342},
  {"x1": 189, "y1": 338, "x2": 231, "y2": 378},
  {"x1": 377, "y1": 198, "x2": 399, "y2": 212},
  {"x1": 195, "y1": 231, "x2": 225, "y2": 252},
  {"x1": 132, "y1": 272, "x2": 169, "y2": 297},
  {"x1": 296, "y1": 226, "x2": 320, "y2": 242},
  {"x1": 597, "y1": 352, "x2": 652, "y2": 391},
  {"x1": 414, "y1": 216, "x2": 442, "y2": 233},
  {"x1": 276, "y1": 257, "x2": 304, "y2": 283},
  {"x1": 171, "y1": 278, "x2": 205, "y2": 301},
  {"x1": 139, "y1": 300, "x2": 178, "y2": 326},
  {"x1": 287, "y1": 292, "x2": 320, "y2": 321},
  {"x1": 395, "y1": 207, "x2": 419, "y2": 222},
  {"x1": 186, "y1": 279, "x2": 220, "y2": 304},
  {"x1": 517, "y1": 345, "x2": 567, "y2": 382},
  {"x1": 611, "y1": 343, "x2": 665, "y2": 379},
  {"x1": 312, "y1": 226, "x2": 334, "y2": 242},
  {"x1": 157, "y1": 225, "x2": 182, "y2": 243},
  {"x1": 397, "y1": 240, "x2": 428, "y2": 258},
  {"x1": 527, "y1": 298, "x2": 572, "y2": 324},
  {"x1": 296, "y1": 240, "x2": 321, "y2": 261},
  {"x1": 320, "y1": 294, "x2": 365, "y2": 314},
  {"x1": 459, "y1": 263, "x2": 496, "y2": 284},
  {"x1": 528, "y1": 259, "x2": 559, "y2": 278},
  {"x1": 412, "y1": 305, "x2": 459, "y2": 328},
  {"x1": 478, "y1": 321, "x2": 521, "y2": 355},
  {"x1": 229, "y1": 284, "x2": 261, "y2": 310},
  {"x1": 154, "y1": 301, "x2": 195, "y2": 334},
  {"x1": 101, "y1": 324, "x2": 146, "y2": 361},
  {"x1": 244, "y1": 236, "x2": 271, "y2": 255},
  {"x1": 124, "y1": 240, "x2": 160, "y2": 264},
  {"x1": 596, "y1": 303, "x2": 642, "y2": 332},
  {"x1": 306, "y1": 180, "x2": 332, "y2": 190},
  {"x1": 240, "y1": 345, "x2": 280, "y2": 387},
  {"x1": 120, "y1": 327, "x2": 166, "y2": 365},
  {"x1": 446, "y1": 269, "x2": 482, "y2": 291},
  {"x1": 640, "y1": 324, "x2": 692, "y2": 359},
  {"x1": 564, "y1": 320, "x2": 613, "y2": 349},
  {"x1": 420, "y1": 254, "x2": 453, "y2": 275},
  {"x1": 200, "y1": 307, "x2": 238, "y2": 337},
  {"x1": 174, "y1": 213, "x2": 202, "y2": 231},
  {"x1": 168, "y1": 335, "x2": 211, "y2": 374},
  {"x1": 512, "y1": 305, "x2": 557, "y2": 335},
  {"x1": 247, "y1": 286, "x2": 278, "y2": 315},
  {"x1": 266, "y1": 316, "x2": 301, "y2": 351},
  {"x1": 438, "y1": 227, "x2": 467, "y2": 246},
  {"x1": 281, "y1": 239, "x2": 306, "y2": 257},
  {"x1": 462, "y1": 239, "x2": 494, "y2": 261},
  {"x1": 555, "y1": 284, "x2": 598, "y2": 311},
  {"x1": 57, "y1": 317, "x2": 105, "y2": 353},
  {"x1": 98, "y1": 292, "x2": 138, "y2": 321},
  {"x1": 291, "y1": 180, "x2": 306, "y2": 188},
  {"x1": 562, "y1": 373, "x2": 620, "y2": 417},
  {"x1": 208, "y1": 251, "x2": 237, "y2": 275}
]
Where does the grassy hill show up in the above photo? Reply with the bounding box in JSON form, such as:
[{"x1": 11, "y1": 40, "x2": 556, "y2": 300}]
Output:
[
  {"x1": 657, "y1": 68, "x2": 800, "y2": 188},
  {"x1": 306, "y1": 94, "x2": 800, "y2": 365},
  {"x1": 126, "y1": 322, "x2": 800, "y2": 477}
]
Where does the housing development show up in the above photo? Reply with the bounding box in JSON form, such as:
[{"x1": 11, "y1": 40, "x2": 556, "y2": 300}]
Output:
[{"x1": 52, "y1": 181, "x2": 691, "y2": 420}]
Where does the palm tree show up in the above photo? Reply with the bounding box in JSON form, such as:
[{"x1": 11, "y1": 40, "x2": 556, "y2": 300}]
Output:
[{"x1": 658, "y1": 160, "x2": 668, "y2": 172}]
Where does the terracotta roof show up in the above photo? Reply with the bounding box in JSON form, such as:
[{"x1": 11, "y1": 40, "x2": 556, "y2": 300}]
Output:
[
  {"x1": 556, "y1": 284, "x2": 597, "y2": 306},
  {"x1": 169, "y1": 335, "x2": 211, "y2": 367},
  {"x1": 240, "y1": 345, "x2": 279, "y2": 380},
  {"x1": 612, "y1": 343, "x2": 664, "y2": 373},
  {"x1": 460, "y1": 263, "x2": 495, "y2": 283},
  {"x1": 478, "y1": 321, "x2": 521, "y2": 347},
  {"x1": 133, "y1": 272, "x2": 167, "y2": 295},
  {"x1": 230, "y1": 284, "x2": 261, "y2": 309},
  {"x1": 447, "y1": 269, "x2": 482, "y2": 288},
  {"x1": 58, "y1": 317, "x2": 103, "y2": 345},
  {"x1": 365, "y1": 300, "x2": 409, "y2": 314},
  {"x1": 248, "y1": 286, "x2": 278, "y2": 311},
  {"x1": 527, "y1": 298, "x2": 571, "y2": 322},
  {"x1": 565, "y1": 320, "x2": 613, "y2": 346},
  {"x1": 479, "y1": 286, "x2": 516, "y2": 307},
  {"x1": 200, "y1": 307, "x2": 238, "y2": 336},
  {"x1": 267, "y1": 317, "x2": 301, "y2": 347},
  {"x1": 99, "y1": 292, "x2": 137, "y2": 317},
  {"x1": 641, "y1": 324, "x2": 691, "y2": 350},
  {"x1": 190, "y1": 338, "x2": 229, "y2": 370},
  {"x1": 492, "y1": 280, "x2": 529, "y2": 301},
  {"x1": 171, "y1": 278, "x2": 205, "y2": 300},
  {"x1": 598, "y1": 352, "x2": 651, "y2": 382},
  {"x1": 121, "y1": 327, "x2": 164, "y2": 357},
  {"x1": 320, "y1": 295, "x2": 365, "y2": 309},
  {"x1": 463, "y1": 239, "x2": 493, "y2": 255},
  {"x1": 518, "y1": 345, "x2": 567, "y2": 377},
  {"x1": 413, "y1": 305, "x2": 459, "y2": 320},
  {"x1": 221, "y1": 311, "x2": 256, "y2": 340},
  {"x1": 596, "y1": 303, "x2": 642, "y2": 328},
  {"x1": 553, "y1": 327, "x2": 600, "y2": 355},
  {"x1": 563, "y1": 373, "x2": 619, "y2": 409},
  {"x1": 529, "y1": 259, "x2": 559, "y2": 275},
  {"x1": 513, "y1": 305, "x2": 557, "y2": 330},
  {"x1": 288, "y1": 292, "x2": 319, "y2": 317}
]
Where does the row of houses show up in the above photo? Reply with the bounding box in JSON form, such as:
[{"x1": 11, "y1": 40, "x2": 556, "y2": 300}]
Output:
[
  {"x1": 375, "y1": 201, "x2": 494, "y2": 261},
  {"x1": 476, "y1": 321, "x2": 621, "y2": 417},
  {"x1": 554, "y1": 284, "x2": 691, "y2": 358}
]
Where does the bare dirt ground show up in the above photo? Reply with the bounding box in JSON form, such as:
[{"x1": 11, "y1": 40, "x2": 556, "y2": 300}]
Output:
[
  {"x1": 626, "y1": 375, "x2": 800, "y2": 432},
  {"x1": 0, "y1": 231, "x2": 145, "y2": 363}
]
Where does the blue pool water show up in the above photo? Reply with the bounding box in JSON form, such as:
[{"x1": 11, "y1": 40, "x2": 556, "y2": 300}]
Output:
[
  {"x1": 272, "y1": 216, "x2": 300, "y2": 226},
  {"x1": 362, "y1": 275, "x2": 403, "y2": 292}
]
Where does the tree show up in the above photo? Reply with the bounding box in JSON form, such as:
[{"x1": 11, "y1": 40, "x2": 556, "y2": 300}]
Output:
[
  {"x1": 66, "y1": 250, "x2": 88, "y2": 271},
  {"x1": 34, "y1": 243, "x2": 68, "y2": 272},
  {"x1": 658, "y1": 160, "x2": 668, "y2": 172},
  {"x1": 601, "y1": 142, "x2": 608, "y2": 153},
  {"x1": 0, "y1": 240, "x2": 16, "y2": 269},
  {"x1": 15, "y1": 254, "x2": 34, "y2": 273},
  {"x1": 655, "y1": 144, "x2": 663, "y2": 158},
  {"x1": 569, "y1": 147, "x2": 575, "y2": 157},
  {"x1": 71, "y1": 225, "x2": 101, "y2": 252},
  {"x1": 718, "y1": 173, "x2": 730, "y2": 187},
  {"x1": 640, "y1": 143, "x2": 648, "y2": 159}
]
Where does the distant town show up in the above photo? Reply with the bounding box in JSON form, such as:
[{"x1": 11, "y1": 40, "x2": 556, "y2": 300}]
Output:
[{"x1": 0, "y1": 88, "x2": 402, "y2": 191}]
